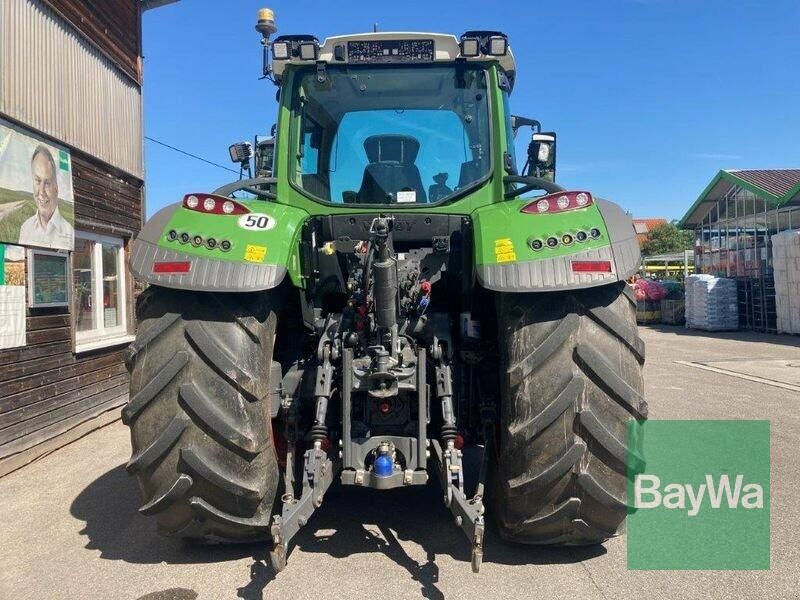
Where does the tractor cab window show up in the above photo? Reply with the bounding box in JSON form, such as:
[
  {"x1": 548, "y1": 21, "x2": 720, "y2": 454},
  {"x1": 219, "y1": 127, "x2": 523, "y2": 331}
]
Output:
[{"x1": 290, "y1": 65, "x2": 491, "y2": 205}]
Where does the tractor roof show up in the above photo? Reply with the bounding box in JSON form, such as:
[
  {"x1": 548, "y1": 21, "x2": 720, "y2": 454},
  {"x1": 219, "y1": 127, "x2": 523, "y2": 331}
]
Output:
[{"x1": 270, "y1": 31, "x2": 516, "y2": 89}]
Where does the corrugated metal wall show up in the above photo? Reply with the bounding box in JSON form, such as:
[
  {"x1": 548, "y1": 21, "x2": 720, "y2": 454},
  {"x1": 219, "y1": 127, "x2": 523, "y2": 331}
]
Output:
[{"x1": 0, "y1": 0, "x2": 143, "y2": 179}]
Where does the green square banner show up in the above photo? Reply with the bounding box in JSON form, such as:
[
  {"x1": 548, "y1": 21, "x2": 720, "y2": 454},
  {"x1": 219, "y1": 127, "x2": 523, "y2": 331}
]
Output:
[{"x1": 627, "y1": 420, "x2": 770, "y2": 570}]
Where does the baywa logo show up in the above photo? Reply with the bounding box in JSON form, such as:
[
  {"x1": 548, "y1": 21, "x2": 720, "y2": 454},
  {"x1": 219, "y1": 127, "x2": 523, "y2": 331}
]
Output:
[
  {"x1": 626, "y1": 420, "x2": 770, "y2": 570},
  {"x1": 634, "y1": 473, "x2": 765, "y2": 517}
]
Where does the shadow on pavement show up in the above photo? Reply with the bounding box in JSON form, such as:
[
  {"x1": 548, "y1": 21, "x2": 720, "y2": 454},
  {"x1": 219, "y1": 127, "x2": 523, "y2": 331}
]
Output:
[
  {"x1": 239, "y1": 482, "x2": 605, "y2": 600},
  {"x1": 72, "y1": 464, "x2": 605, "y2": 600},
  {"x1": 69, "y1": 463, "x2": 259, "y2": 565}
]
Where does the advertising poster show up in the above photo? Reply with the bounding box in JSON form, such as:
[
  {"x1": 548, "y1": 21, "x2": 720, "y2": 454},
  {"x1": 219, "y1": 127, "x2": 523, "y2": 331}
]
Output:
[
  {"x1": 0, "y1": 243, "x2": 26, "y2": 350},
  {"x1": 0, "y1": 119, "x2": 75, "y2": 251}
]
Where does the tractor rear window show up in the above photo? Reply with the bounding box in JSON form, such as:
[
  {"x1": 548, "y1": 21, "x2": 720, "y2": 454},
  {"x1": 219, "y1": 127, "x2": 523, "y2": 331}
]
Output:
[{"x1": 290, "y1": 65, "x2": 491, "y2": 205}]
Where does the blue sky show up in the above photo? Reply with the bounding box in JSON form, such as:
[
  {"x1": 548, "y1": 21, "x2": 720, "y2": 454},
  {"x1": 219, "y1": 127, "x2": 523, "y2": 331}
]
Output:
[{"x1": 142, "y1": 0, "x2": 800, "y2": 220}]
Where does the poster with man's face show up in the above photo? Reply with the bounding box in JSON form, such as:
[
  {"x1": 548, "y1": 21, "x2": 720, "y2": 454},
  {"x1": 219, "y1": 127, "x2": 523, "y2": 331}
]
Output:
[{"x1": 0, "y1": 119, "x2": 75, "y2": 251}]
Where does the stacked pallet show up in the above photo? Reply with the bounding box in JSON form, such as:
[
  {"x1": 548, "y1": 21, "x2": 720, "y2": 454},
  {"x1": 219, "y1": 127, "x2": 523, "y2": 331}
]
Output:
[
  {"x1": 772, "y1": 230, "x2": 800, "y2": 334},
  {"x1": 685, "y1": 274, "x2": 738, "y2": 331}
]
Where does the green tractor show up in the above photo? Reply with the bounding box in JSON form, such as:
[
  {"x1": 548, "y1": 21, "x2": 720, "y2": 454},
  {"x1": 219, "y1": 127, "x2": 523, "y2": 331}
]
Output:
[{"x1": 124, "y1": 9, "x2": 646, "y2": 573}]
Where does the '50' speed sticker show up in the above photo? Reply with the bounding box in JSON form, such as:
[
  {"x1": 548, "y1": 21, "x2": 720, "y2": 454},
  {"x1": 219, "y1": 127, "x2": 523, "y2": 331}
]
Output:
[{"x1": 238, "y1": 213, "x2": 276, "y2": 231}]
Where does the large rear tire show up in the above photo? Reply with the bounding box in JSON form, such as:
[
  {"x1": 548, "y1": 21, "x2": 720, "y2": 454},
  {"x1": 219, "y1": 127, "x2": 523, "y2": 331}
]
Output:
[
  {"x1": 123, "y1": 286, "x2": 280, "y2": 542},
  {"x1": 493, "y1": 282, "x2": 647, "y2": 544}
]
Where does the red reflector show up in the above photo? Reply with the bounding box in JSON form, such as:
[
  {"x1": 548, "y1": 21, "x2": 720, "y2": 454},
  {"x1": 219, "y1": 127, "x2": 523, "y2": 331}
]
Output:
[
  {"x1": 571, "y1": 260, "x2": 612, "y2": 273},
  {"x1": 153, "y1": 261, "x2": 191, "y2": 274}
]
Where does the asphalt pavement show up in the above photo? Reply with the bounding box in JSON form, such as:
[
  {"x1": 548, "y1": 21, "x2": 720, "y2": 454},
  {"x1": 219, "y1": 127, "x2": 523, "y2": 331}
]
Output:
[{"x1": 1, "y1": 325, "x2": 798, "y2": 600}]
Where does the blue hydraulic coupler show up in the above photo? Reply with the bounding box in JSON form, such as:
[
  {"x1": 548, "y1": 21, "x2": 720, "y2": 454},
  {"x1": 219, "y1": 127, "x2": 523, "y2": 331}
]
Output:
[{"x1": 374, "y1": 452, "x2": 394, "y2": 478}]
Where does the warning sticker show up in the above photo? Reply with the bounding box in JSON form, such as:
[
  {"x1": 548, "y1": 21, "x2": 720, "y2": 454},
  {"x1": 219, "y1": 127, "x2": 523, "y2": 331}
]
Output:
[
  {"x1": 244, "y1": 244, "x2": 267, "y2": 263},
  {"x1": 494, "y1": 238, "x2": 516, "y2": 263},
  {"x1": 397, "y1": 190, "x2": 417, "y2": 203}
]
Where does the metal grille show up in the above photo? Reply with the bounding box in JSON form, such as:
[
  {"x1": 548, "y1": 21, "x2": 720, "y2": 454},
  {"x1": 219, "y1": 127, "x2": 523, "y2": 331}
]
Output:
[{"x1": 0, "y1": 0, "x2": 143, "y2": 179}]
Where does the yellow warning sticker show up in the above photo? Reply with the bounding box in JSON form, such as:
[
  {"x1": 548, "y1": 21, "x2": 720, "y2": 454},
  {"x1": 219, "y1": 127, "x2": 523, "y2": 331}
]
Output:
[
  {"x1": 496, "y1": 251, "x2": 517, "y2": 263},
  {"x1": 244, "y1": 244, "x2": 267, "y2": 263},
  {"x1": 494, "y1": 238, "x2": 516, "y2": 263}
]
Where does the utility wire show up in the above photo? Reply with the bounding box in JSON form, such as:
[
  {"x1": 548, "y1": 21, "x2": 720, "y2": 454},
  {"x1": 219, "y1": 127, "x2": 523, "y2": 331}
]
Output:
[{"x1": 145, "y1": 136, "x2": 240, "y2": 174}]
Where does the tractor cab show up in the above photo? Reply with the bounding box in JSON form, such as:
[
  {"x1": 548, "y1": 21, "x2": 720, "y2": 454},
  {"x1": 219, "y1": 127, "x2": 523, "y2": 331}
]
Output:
[{"x1": 258, "y1": 26, "x2": 558, "y2": 206}]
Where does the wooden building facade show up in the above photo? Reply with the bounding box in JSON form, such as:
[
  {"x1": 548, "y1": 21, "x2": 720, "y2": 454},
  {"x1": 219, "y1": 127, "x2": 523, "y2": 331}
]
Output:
[{"x1": 0, "y1": 0, "x2": 174, "y2": 476}]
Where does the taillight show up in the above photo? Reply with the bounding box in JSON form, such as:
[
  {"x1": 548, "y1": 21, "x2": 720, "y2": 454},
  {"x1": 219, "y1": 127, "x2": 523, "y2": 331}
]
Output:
[
  {"x1": 521, "y1": 191, "x2": 593, "y2": 214},
  {"x1": 182, "y1": 194, "x2": 250, "y2": 215},
  {"x1": 153, "y1": 261, "x2": 192, "y2": 274},
  {"x1": 571, "y1": 260, "x2": 612, "y2": 273}
]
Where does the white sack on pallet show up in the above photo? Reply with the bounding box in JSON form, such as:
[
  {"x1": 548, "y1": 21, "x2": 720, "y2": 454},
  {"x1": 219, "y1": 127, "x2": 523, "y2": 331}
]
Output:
[
  {"x1": 685, "y1": 274, "x2": 738, "y2": 331},
  {"x1": 772, "y1": 230, "x2": 800, "y2": 334}
]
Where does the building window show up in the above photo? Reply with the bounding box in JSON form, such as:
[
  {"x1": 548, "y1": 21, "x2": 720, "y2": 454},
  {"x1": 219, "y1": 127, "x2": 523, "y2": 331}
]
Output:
[{"x1": 72, "y1": 232, "x2": 132, "y2": 352}]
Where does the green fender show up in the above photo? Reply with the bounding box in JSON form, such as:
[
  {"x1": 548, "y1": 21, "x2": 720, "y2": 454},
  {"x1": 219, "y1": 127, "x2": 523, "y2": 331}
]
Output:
[
  {"x1": 472, "y1": 195, "x2": 640, "y2": 292},
  {"x1": 129, "y1": 197, "x2": 309, "y2": 292}
]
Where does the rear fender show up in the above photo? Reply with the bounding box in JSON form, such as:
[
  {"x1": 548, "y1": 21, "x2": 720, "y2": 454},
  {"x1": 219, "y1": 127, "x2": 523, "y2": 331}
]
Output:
[
  {"x1": 130, "y1": 199, "x2": 308, "y2": 292},
  {"x1": 473, "y1": 196, "x2": 640, "y2": 292}
]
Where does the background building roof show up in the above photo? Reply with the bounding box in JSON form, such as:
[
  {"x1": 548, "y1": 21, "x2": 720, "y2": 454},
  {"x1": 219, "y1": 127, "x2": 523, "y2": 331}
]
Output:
[
  {"x1": 632, "y1": 218, "x2": 668, "y2": 243},
  {"x1": 728, "y1": 169, "x2": 800, "y2": 199},
  {"x1": 679, "y1": 169, "x2": 800, "y2": 228}
]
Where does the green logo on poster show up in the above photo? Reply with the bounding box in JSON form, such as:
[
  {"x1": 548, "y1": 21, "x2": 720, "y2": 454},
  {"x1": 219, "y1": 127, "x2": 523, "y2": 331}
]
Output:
[
  {"x1": 58, "y1": 150, "x2": 70, "y2": 171},
  {"x1": 627, "y1": 420, "x2": 770, "y2": 570}
]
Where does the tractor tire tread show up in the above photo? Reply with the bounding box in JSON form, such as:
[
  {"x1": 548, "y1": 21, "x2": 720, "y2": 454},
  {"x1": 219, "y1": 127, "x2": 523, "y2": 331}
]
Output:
[
  {"x1": 494, "y1": 282, "x2": 646, "y2": 545},
  {"x1": 125, "y1": 287, "x2": 279, "y2": 543}
]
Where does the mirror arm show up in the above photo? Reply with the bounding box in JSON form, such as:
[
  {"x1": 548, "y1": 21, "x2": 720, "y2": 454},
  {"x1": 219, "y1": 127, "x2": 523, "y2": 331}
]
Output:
[{"x1": 510, "y1": 115, "x2": 541, "y2": 136}]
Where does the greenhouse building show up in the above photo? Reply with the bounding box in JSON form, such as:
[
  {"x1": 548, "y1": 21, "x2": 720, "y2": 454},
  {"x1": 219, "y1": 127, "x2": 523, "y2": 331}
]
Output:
[{"x1": 679, "y1": 169, "x2": 800, "y2": 332}]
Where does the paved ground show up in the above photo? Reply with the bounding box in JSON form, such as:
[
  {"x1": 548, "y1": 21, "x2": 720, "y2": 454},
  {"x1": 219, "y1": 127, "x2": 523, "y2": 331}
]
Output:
[{"x1": 1, "y1": 325, "x2": 799, "y2": 600}]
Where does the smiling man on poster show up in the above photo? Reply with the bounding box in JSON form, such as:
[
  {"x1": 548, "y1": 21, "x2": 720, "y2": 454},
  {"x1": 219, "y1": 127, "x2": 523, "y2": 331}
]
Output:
[{"x1": 18, "y1": 145, "x2": 73, "y2": 249}]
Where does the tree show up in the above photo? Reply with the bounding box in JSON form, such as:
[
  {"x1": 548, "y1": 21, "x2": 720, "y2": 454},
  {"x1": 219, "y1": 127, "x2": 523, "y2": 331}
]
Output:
[{"x1": 640, "y1": 221, "x2": 694, "y2": 256}]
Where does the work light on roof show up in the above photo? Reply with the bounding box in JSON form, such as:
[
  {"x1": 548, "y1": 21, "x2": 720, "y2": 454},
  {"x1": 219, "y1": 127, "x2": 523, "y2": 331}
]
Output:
[
  {"x1": 272, "y1": 41, "x2": 290, "y2": 60},
  {"x1": 460, "y1": 38, "x2": 480, "y2": 57},
  {"x1": 460, "y1": 30, "x2": 509, "y2": 58},
  {"x1": 299, "y1": 41, "x2": 319, "y2": 61},
  {"x1": 487, "y1": 35, "x2": 508, "y2": 56}
]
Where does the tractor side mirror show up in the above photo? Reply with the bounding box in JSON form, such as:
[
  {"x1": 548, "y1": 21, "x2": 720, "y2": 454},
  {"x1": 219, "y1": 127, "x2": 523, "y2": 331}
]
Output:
[{"x1": 528, "y1": 132, "x2": 557, "y2": 182}]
